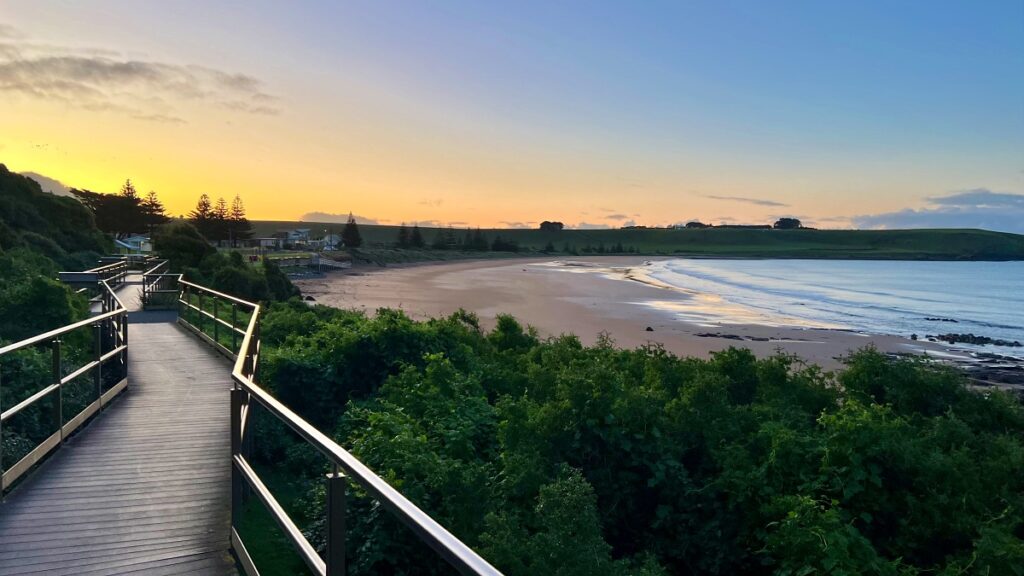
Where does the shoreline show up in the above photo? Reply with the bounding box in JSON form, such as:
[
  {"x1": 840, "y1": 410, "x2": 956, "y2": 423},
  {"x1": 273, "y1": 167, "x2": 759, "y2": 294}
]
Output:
[{"x1": 297, "y1": 256, "x2": 1023, "y2": 392}]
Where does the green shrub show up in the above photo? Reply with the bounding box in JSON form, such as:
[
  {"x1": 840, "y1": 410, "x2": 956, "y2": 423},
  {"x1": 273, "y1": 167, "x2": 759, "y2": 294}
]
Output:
[{"x1": 254, "y1": 306, "x2": 1024, "y2": 576}]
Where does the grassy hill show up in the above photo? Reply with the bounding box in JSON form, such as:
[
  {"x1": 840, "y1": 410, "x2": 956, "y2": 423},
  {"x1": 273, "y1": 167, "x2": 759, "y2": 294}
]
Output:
[{"x1": 252, "y1": 220, "x2": 1024, "y2": 261}]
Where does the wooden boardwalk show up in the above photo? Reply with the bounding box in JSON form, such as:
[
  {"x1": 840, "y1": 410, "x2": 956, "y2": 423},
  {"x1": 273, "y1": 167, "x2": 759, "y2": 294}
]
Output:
[{"x1": 0, "y1": 281, "x2": 238, "y2": 575}]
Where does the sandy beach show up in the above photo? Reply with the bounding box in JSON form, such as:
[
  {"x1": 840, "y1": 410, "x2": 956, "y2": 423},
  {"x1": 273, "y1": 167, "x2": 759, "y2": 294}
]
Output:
[{"x1": 295, "y1": 256, "x2": 960, "y2": 370}]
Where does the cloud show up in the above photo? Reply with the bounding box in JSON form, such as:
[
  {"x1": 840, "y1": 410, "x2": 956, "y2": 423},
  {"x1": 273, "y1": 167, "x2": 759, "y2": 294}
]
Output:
[
  {"x1": 21, "y1": 171, "x2": 72, "y2": 196},
  {"x1": 0, "y1": 24, "x2": 279, "y2": 122},
  {"x1": 623, "y1": 219, "x2": 637, "y2": 227},
  {"x1": 573, "y1": 222, "x2": 611, "y2": 230},
  {"x1": 0, "y1": 24, "x2": 22, "y2": 40},
  {"x1": 853, "y1": 188, "x2": 1024, "y2": 234},
  {"x1": 605, "y1": 213, "x2": 630, "y2": 221},
  {"x1": 926, "y1": 189, "x2": 1024, "y2": 209},
  {"x1": 131, "y1": 112, "x2": 186, "y2": 124},
  {"x1": 705, "y1": 195, "x2": 789, "y2": 207},
  {"x1": 499, "y1": 221, "x2": 535, "y2": 229},
  {"x1": 418, "y1": 198, "x2": 443, "y2": 207},
  {"x1": 300, "y1": 211, "x2": 381, "y2": 225}
]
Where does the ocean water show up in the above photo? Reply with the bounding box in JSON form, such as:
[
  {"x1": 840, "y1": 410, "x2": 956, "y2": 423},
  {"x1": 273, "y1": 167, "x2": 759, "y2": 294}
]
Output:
[{"x1": 638, "y1": 259, "x2": 1024, "y2": 351}]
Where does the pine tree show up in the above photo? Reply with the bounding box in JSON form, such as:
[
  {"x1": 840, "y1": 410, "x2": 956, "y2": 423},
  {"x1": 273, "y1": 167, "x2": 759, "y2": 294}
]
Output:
[
  {"x1": 431, "y1": 229, "x2": 446, "y2": 249},
  {"x1": 211, "y1": 197, "x2": 229, "y2": 242},
  {"x1": 342, "y1": 213, "x2": 362, "y2": 248},
  {"x1": 115, "y1": 178, "x2": 145, "y2": 235},
  {"x1": 229, "y1": 195, "x2": 252, "y2": 246},
  {"x1": 120, "y1": 179, "x2": 139, "y2": 200},
  {"x1": 189, "y1": 194, "x2": 214, "y2": 239},
  {"x1": 397, "y1": 223, "x2": 410, "y2": 248},
  {"x1": 471, "y1": 228, "x2": 488, "y2": 251},
  {"x1": 410, "y1": 225, "x2": 425, "y2": 248},
  {"x1": 140, "y1": 190, "x2": 169, "y2": 233}
]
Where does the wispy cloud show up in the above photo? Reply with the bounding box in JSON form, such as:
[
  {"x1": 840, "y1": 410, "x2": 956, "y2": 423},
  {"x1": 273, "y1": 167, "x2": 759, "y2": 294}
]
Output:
[
  {"x1": 853, "y1": 188, "x2": 1024, "y2": 234},
  {"x1": 300, "y1": 211, "x2": 381, "y2": 225},
  {"x1": 499, "y1": 221, "x2": 535, "y2": 229},
  {"x1": 926, "y1": 189, "x2": 1024, "y2": 209},
  {"x1": 418, "y1": 198, "x2": 444, "y2": 207},
  {"x1": 573, "y1": 222, "x2": 611, "y2": 230},
  {"x1": 705, "y1": 195, "x2": 789, "y2": 207},
  {"x1": 605, "y1": 213, "x2": 630, "y2": 221},
  {"x1": 0, "y1": 24, "x2": 279, "y2": 123}
]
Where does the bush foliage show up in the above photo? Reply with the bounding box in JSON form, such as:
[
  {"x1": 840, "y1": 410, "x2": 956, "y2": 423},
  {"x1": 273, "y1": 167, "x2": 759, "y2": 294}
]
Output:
[
  {"x1": 255, "y1": 303, "x2": 1024, "y2": 575},
  {"x1": 153, "y1": 220, "x2": 299, "y2": 303}
]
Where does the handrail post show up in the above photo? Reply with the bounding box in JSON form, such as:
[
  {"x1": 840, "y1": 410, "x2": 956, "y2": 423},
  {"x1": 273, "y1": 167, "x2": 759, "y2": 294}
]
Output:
[
  {"x1": 1, "y1": 368, "x2": 4, "y2": 496},
  {"x1": 121, "y1": 313, "x2": 128, "y2": 381},
  {"x1": 326, "y1": 468, "x2": 347, "y2": 576},
  {"x1": 213, "y1": 298, "x2": 220, "y2": 347},
  {"x1": 94, "y1": 322, "x2": 103, "y2": 408},
  {"x1": 231, "y1": 303, "x2": 238, "y2": 353},
  {"x1": 230, "y1": 388, "x2": 244, "y2": 526},
  {"x1": 52, "y1": 339, "x2": 62, "y2": 441},
  {"x1": 120, "y1": 311, "x2": 128, "y2": 379}
]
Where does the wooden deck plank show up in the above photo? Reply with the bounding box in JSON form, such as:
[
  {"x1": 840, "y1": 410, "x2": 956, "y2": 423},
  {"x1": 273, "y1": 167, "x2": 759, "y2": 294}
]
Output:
[{"x1": 0, "y1": 316, "x2": 238, "y2": 575}]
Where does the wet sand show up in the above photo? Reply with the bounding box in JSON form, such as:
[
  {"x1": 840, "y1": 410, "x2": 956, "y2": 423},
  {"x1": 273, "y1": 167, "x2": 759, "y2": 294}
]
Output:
[{"x1": 296, "y1": 256, "x2": 957, "y2": 370}]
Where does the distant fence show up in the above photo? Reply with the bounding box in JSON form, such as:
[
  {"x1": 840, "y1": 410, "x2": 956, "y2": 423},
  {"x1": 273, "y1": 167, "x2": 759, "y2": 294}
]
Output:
[{"x1": 271, "y1": 254, "x2": 351, "y2": 276}]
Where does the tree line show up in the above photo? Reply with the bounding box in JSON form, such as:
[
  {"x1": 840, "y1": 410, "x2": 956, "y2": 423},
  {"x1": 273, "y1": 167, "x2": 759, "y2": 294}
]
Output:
[
  {"x1": 187, "y1": 193, "x2": 252, "y2": 246},
  {"x1": 71, "y1": 179, "x2": 169, "y2": 238},
  {"x1": 422, "y1": 226, "x2": 520, "y2": 252}
]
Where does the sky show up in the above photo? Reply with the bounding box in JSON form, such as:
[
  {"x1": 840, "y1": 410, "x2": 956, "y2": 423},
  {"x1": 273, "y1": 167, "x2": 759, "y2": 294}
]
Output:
[{"x1": 1, "y1": 1, "x2": 1022, "y2": 231}]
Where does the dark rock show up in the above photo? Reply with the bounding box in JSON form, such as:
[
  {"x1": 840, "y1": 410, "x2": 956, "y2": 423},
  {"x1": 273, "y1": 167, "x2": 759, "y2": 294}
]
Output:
[
  {"x1": 696, "y1": 332, "x2": 744, "y2": 341},
  {"x1": 645, "y1": 326, "x2": 654, "y2": 332},
  {"x1": 929, "y1": 333, "x2": 1023, "y2": 347},
  {"x1": 924, "y1": 317, "x2": 959, "y2": 323},
  {"x1": 910, "y1": 334, "x2": 918, "y2": 340}
]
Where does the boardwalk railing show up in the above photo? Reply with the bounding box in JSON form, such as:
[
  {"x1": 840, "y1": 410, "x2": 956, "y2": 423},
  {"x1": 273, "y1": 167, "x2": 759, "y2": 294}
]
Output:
[
  {"x1": 0, "y1": 280, "x2": 128, "y2": 494},
  {"x1": 141, "y1": 259, "x2": 178, "y2": 309},
  {"x1": 175, "y1": 279, "x2": 502, "y2": 576},
  {"x1": 58, "y1": 259, "x2": 129, "y2": 291}
]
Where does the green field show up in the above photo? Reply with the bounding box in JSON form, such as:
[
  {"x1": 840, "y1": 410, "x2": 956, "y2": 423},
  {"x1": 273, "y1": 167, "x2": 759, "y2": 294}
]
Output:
[{"x1": 252, "y1": 220, "x2": 1024, "y2": 260}]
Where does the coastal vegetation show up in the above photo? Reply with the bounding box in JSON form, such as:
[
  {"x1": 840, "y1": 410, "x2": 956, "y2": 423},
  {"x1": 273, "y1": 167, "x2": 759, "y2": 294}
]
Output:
[
  {"x1": 4, "y1": 168, "x2": 1023, "y2": 574},
  {"x1": 0, "y1": 166, "x2": 110, "y2": 477},
  {"x1": 0, "y1": 165, "x2": 102, "y2": 339},
  {"x1": 253, "y1": 220, "x2": 1024, "y2": 261},
  {"x1": 247, "y1": 302, "x2": 1024, "y2": 575},
  {"x1": 153, "y1": 220, "x2": 297, "y2": 302}
]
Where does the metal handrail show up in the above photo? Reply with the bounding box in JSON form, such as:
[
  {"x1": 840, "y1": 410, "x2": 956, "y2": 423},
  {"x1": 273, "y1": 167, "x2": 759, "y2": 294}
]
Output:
[
  {"x1": 174, "y1": 279, "x2": 502, "y2": 576},
  {"x1": 59, "y1": 258, "x2": 129, "y2": 293},
  {"x1": 141, "y1": 260, "x2": 174, "y2": 307},
  {"x1": 0, "y1": 280, "x2": 129, "y2": 494}
]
